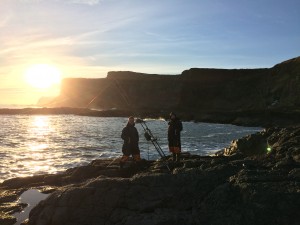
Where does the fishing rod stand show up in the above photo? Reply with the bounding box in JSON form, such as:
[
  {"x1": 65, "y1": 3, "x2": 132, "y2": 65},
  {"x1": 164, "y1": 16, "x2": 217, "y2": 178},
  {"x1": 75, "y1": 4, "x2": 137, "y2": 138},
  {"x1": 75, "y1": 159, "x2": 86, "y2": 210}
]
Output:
[{"x1": 135, "y1": 118, "x2": 170, "y2": 171}]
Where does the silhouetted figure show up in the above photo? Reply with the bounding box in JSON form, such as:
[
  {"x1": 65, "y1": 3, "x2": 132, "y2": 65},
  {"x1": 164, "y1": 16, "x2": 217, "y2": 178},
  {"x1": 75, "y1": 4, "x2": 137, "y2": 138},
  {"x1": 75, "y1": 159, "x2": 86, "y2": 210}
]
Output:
[
  {"x1": 168, "y1": 112, "x2": 183, "y2": 162},
  {"x1": 120, "y1": 116, "x2": 141, "y2": 168}
]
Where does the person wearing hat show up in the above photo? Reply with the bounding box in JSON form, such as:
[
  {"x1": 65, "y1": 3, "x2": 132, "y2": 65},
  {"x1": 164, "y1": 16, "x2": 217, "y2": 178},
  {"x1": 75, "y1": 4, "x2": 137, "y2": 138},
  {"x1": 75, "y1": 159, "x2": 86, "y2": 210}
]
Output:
[
  {"x1": 120, "y1": 116, "x2": 141, "y2": 168},
  {"x1": 168, "y1": 112, "x2": 183, "y2": 162}
]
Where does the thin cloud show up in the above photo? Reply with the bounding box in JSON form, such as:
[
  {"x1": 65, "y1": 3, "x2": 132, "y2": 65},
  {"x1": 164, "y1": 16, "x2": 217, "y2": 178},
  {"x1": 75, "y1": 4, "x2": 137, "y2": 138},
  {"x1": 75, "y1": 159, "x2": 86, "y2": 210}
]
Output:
[
  {"x1": 0, "y1": 36, "x2": 73, "y2": 56},
  {"x1": 0, "y1": 29, "x2": 111, "y2": 57},
  {"x1": 19, "y1": 0, "x2": 43, "y2": 2},
  {"x1": 0, "y1": 87, "x2": 32, "y2": 94},
  {"x1": 66, "y1": 0, "x2": 102, "y2": 5},
  {"x1": 0, "y1": 13, "x2": 12, "y2": 28},
  {"x1": 19, "y1": 0, "x2": 102, "y2": 5}
]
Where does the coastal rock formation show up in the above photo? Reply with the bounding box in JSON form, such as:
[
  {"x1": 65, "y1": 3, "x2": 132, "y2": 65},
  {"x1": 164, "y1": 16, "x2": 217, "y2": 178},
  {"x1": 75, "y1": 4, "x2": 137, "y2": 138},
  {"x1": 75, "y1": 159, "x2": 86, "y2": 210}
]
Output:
[
  {"x1": 223, "y1": 126, "x2": 300, "y2": 159},
  {"x1": 43, "y1": 57, "x2": 300, "y2": 126},
  {"x1": 1, "y1": 126, "x2": 299, "y2": 225}
]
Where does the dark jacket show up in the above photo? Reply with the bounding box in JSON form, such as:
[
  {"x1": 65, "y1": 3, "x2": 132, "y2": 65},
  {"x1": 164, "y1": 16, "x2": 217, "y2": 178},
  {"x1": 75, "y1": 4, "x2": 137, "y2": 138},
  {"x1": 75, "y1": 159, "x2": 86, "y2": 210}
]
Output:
[
  {"x1": 168, "y1": 118, "x2": 183, "y2": 148},
  {"x1": 121, "y1": 123, "x2": 140, "y2": 155}
]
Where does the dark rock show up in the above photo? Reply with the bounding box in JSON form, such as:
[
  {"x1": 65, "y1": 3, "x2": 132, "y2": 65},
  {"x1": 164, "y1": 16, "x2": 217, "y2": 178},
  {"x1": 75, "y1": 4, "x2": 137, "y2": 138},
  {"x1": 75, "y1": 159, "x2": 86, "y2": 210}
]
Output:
[
  {"x1": 0, "y1": 214, "x2": 16, "y2": 225},
  {"x1": 200, "y1": 168, "x2": 300, "y2": 225},
  {"x1": 1, "y1": 175, "x2": 46, "y2": 189},
  {"x1": 288, "y1": 168, "x2": 300, "y2": 180},
  {"x1": 224, "y1": 132, "x2": 268, "y2": 156}
]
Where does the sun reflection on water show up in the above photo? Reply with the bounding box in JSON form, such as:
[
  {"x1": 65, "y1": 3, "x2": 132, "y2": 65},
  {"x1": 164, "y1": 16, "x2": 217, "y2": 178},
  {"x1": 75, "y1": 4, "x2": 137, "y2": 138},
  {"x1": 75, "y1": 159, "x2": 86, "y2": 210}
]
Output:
[
  {"x1": 33, "y1": 116, "x2": 48, "y2": 127},
  {"x1": 26, "y1": 116, "x2": 51, "y2": 152},
  {"x1": 28, "y1": 143, "x2": 48, "y2": 152},
  {"x1": 30, "y1": 116, "x2": 52, "y2": 135},
  {"x1": 14, "y1": 116, "x2": 60, "y2": 178}
]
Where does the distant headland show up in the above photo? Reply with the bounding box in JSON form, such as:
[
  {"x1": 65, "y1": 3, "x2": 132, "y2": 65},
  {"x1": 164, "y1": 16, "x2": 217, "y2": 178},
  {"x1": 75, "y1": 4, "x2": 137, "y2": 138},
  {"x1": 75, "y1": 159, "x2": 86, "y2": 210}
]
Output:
[{"x1": 1, "y1": 56, "x2": 299, "y2": 127}]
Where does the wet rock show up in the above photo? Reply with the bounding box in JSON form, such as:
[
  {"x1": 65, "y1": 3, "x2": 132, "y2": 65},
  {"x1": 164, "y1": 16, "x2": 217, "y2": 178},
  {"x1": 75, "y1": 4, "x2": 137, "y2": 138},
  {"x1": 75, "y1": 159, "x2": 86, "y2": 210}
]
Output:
[
  {"x1": 199, "y1": 168, "x2": 300, "y2": 225},
  {"x1": 1, "y1": 175, "x2": 46, "y2": 189},
  {"x1": 274, "y1": 156, "x2": 298, "y2": 169},
  {"x1": 288, "y1": 168, "x2": 300, "y2": 180},
  {"x1": 224, "y1": 132, "x2": 268, "y2": 156},
  {"x1": 27, "y1": 166, "x2": 236, "y2": 225},
  {"x1": 0, "y1": 213, "x2": 16, "y2": 225}
]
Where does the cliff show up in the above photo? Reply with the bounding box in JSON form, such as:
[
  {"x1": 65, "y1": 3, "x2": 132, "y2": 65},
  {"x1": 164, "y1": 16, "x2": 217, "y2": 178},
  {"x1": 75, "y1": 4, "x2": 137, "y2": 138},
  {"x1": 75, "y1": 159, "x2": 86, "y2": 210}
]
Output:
[
  {"x1": 42, "y1": 57, "x2": 300, "y2": 126},
  {"x1": 49, "y1": 72, "x2": 181, "y2": 111}
]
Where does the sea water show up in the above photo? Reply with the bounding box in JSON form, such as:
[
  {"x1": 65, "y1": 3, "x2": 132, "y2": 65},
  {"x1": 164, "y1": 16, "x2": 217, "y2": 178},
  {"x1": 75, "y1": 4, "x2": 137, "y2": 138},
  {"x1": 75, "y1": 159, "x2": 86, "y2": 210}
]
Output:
[
  {"x1": 13, "y1": 189, "x2": 49, "y2": 225},
  {"x1": 0, "y1": 115, "x2": 262, "y2": 183}
]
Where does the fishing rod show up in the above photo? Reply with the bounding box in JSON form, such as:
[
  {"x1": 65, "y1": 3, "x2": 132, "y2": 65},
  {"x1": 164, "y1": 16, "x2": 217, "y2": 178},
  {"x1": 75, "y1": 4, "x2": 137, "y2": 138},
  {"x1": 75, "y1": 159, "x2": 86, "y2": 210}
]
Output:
[{"x1": 135, "y1": 118, "x2": 170, "y2": 171}]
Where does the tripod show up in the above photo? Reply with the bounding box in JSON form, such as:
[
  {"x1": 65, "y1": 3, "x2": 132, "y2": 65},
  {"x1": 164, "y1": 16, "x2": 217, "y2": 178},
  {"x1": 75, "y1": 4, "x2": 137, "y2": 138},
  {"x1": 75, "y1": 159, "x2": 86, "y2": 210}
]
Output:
[{"x1": 135, "y1": 118, "x2": 170, "y2": 171}]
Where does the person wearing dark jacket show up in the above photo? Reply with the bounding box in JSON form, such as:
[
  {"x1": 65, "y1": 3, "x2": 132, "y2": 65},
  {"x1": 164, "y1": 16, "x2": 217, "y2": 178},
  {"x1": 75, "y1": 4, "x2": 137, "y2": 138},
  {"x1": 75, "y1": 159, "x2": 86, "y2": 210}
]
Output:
[
  {"x1": 120, "y1": 116, "x2": 141, "y2": 167},
  {"x1": 168, "y1": 112, "x2": 183, "y2": 162}
]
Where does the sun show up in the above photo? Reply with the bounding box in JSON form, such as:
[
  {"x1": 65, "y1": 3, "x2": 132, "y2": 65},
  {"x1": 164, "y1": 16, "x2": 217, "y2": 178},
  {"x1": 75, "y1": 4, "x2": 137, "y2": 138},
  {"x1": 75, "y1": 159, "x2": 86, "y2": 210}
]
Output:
[{"x1": 24, "y1": 64, "x2": 62, "y2": 89}]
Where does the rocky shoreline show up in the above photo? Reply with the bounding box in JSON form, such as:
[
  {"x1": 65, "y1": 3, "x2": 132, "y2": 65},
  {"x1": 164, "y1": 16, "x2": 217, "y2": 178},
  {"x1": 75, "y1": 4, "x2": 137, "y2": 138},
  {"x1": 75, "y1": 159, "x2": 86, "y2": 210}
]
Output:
[
  {"x1": 1, "y1": 107, "x2": 299, "y2": 127},
  {"x1": 0, "y1": 125, "x2": 299, "y2": 225}
]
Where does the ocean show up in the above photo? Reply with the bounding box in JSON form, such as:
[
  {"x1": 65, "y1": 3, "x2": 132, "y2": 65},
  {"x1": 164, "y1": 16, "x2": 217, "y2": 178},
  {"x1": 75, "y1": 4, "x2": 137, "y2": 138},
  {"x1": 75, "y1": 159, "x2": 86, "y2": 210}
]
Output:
[{"x1": 0, "y1": 115, "x2": 262, "y2": 183}]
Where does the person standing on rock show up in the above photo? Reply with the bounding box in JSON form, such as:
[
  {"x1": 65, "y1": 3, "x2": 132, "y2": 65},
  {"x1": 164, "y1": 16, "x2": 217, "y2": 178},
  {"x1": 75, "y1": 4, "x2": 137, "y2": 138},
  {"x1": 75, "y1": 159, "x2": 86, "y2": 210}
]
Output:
[
  {"x1": 120, "y1": 116, "x2": 141, "y2": 168},
  {"x1": 168, "y1": 112, "x2": 183, "y2": 162}
]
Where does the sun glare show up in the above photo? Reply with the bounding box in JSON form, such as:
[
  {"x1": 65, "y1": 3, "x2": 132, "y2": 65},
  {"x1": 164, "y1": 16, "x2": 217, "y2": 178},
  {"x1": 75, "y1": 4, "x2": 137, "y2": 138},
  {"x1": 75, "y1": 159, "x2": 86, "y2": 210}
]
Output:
[{"x1": 24, "y1": 64, "x2": 62, "y2": 89}]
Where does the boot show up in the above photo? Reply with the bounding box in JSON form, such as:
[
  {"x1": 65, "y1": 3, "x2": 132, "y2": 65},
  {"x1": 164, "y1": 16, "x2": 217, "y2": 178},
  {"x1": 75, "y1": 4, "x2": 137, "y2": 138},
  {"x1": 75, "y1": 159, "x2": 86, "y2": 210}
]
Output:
[
  {"x1": 176, "y1": 153, "x2": 180, "y2": 163},
  {"x1": 172, "y1": 153, "x2": 176, "y2": 161}
]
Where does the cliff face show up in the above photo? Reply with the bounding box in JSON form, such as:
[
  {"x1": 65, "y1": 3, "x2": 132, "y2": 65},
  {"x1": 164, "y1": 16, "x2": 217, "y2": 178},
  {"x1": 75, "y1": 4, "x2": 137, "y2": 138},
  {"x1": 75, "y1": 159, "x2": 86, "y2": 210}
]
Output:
[
  {"x1": 53, "y1": 72, "x2": 182, "y2": 111},
  {"x1": 50, "y1": 57, "x2": 300, "y2": 116}
]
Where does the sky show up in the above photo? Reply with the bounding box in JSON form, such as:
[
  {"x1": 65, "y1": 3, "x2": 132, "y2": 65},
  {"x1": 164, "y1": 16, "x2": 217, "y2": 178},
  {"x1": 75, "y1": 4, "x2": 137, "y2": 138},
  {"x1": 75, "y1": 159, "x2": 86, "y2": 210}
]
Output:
[{"x1": 0, "y1": 0, "x2": 299, "y2": 106}]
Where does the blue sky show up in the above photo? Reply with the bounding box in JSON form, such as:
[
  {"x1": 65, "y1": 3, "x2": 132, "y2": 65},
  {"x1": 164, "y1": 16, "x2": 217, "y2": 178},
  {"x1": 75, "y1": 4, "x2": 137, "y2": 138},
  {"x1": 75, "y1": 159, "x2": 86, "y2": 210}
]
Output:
[{"x1": 0, "y1": 0, "x2": 299, "y2": 105}]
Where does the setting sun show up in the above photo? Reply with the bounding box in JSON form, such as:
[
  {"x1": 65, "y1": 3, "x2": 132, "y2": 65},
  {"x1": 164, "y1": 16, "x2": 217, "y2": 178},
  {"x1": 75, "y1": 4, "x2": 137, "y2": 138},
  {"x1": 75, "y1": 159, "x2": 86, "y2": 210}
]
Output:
[{"x1": 24, "y1": 64, "x2": 62, "y2": 89}]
